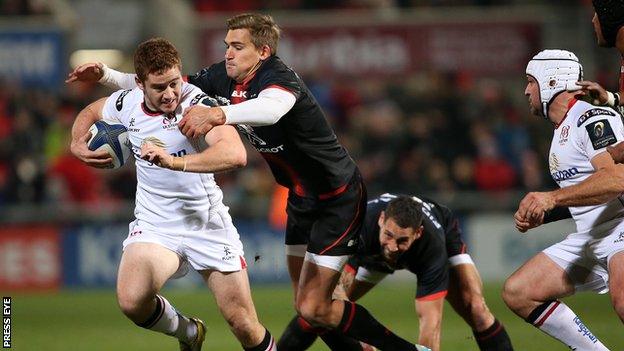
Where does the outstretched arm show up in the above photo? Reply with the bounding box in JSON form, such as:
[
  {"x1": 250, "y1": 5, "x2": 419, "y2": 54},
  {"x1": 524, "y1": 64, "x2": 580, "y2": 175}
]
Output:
[
  {"x1": 70, "y1": 97, "x2": 114, "y2": 168},
  {"x1": 66, "y1": 63, "x2": 137, "y2": 90}
]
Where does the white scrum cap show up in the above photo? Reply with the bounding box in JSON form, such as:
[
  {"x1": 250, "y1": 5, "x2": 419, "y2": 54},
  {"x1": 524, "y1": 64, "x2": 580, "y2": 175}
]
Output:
[{"x1": 526, "y1": 49, "x2": 583, "y2": 119}]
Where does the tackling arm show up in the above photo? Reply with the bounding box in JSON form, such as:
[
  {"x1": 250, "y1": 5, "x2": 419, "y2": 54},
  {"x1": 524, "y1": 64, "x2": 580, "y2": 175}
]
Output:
[{"x1": 66, "y1": 63, "x2": 137, "y2": 90}]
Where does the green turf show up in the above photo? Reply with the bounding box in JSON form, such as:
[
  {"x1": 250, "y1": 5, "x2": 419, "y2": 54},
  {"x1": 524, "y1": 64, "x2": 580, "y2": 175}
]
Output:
[{"x1": 10, "y1": 282, "x2": 623, "y2": 350}]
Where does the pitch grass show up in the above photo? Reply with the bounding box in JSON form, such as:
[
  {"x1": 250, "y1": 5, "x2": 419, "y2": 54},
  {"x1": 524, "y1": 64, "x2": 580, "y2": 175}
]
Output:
[{"x1": 11, "y1": 282, "x2": 623, "y2": 350}]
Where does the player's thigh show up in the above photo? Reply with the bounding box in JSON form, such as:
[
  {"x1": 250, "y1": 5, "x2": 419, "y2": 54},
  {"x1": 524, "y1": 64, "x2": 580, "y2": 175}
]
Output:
[
  {"x1": 504, "y1": 252, "x2": 575, "y2": 302},
  {"x1": 202, "y1": 269, "x2": 259, "y2": 321},
  {"x1": 117, "y1": 242, "x2": 181, "y2": 296}
]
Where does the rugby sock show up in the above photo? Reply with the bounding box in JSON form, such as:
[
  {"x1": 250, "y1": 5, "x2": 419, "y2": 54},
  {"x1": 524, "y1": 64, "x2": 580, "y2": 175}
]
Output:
[
  {"x1": 276, "y1": 316, "x2": 318, "y2": 350},
  {"x1": 319, "y1": 330, "x2": 364, "y2": 350},
  {"x1": 136, "y1": 295, "x2": 196, "y2": 343},
  {"x1": 244, "y1": 328, "x2": 276, "y2": 351},
  {"x1": 472, "y1": 319, "x2": 513, "y2": 351},
  {"x1": 337, "y1": 300, "x2": 419, "y2": 351},
  {"x1": 525, "y1": 300, "x2": 609, "y2": 350}
]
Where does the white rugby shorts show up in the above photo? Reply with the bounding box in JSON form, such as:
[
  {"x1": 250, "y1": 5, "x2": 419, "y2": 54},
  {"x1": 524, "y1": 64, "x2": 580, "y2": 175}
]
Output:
[
  {"x1": 543, "y1": 217, "x2": 624, "y2": 294},
  {"x1": 122, "y1": 219, "x2": 246, "y2": 277}
]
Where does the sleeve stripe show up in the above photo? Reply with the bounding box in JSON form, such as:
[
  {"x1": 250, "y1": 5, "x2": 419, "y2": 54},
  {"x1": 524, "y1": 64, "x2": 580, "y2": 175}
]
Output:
[{"x1": 416, "y1": 290, "x2": 448, "y2": 301}]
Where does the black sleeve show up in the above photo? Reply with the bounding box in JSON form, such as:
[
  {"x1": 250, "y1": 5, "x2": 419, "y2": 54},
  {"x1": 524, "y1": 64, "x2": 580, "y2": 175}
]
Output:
[
  {"x1": 257, "y1": 64, "x2": 301, "y2": 99},
  {"x1": 187, "y1": 63, "x2": 221, "y2": 95},
  {"x1": 543, "y1": 206, "x2": 572, "y2": 224}
]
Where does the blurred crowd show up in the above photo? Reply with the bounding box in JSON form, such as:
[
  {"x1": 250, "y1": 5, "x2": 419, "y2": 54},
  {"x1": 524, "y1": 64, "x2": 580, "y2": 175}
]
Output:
[{"x1": 0, "y1": 67, "x2": 593, "y2": 215}]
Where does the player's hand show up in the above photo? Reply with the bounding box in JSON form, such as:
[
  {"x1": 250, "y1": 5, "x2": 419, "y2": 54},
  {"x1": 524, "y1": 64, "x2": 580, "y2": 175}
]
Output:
[
  {"x1": 70, "y1": 131, "x2": 114, "y2": 168},
  {"x1": 66, "y1": 62, "x2": 105, "y2": 84},
  {"x1": 607, "y1": 142, "x2": 624, "y2": 164},
  {"x1": 140, "y1": 142, "x2": 173, "y2": 168},
  {"x1": 575, "y1": 80, "x2": 608, "y2": 105},
  {"x1": 179, "y1": 105, "x2": 225, "y2": 138},
  {"x1": 516, "y1": 191, "x2": 555, "y2": 229},
  {"x1": 514, "y1": 209, "x2": 544, "y2": 233}
]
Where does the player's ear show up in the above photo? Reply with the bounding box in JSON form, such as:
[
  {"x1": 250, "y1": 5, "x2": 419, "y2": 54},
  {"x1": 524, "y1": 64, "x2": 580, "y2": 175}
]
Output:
[
  {"x1": 414, "y1": 226, "x2": 424, "y2": 240},
  {"x1": 378, "y1": 211, "x2": 385, "y2": 227},
  {"x1": 259, "y1": 44, "x2": 271, "y2": 60},
  {"x1": 135, "y1": 76, "x2": 145, "y2": 91}
]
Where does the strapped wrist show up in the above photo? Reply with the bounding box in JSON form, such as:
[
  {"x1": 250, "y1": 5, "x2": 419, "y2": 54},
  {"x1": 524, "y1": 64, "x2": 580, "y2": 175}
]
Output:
[{"x1": 606, "y1": 91, "x2": 616, "y2": 107}]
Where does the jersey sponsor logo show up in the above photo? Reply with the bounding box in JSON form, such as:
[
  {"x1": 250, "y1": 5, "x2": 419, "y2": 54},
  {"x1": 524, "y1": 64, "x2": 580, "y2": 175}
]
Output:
[
  {"x1": 231, "y1": 90, "x2": 247, "y2": 98},
  {"x1": 577, "y1": 108, "x2": 615, "y2": 127},
  {"x1": 236, "y1": 124, "x2": 267, "y2": 146},
  {"x1": 257, "y1": 145, "x2": 284, "y2": 153},
  {"x1": 115, "y1": 89, "x2": 132, "y2": 111},
  {"x1": 559, "y1": 125, "x2": 570, "y2": 145},
  {"x1": 586, "y1": 119, "x2": 617, "y2": 150},
  {"x1": 551, "y1": 167, "x2": 579, "y2": 182}
]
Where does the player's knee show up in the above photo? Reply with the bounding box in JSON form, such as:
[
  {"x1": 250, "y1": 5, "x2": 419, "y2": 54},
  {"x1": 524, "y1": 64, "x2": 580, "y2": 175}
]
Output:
[
  {"x1": 502, "y1": 276, "x2": 525, "y2": 310},
  {"x1": 116, "y1": 290, "x2": 147, "y2": 320},
  {"x1": 295, "y1": 298, "x2": 332, "y2": 327}
]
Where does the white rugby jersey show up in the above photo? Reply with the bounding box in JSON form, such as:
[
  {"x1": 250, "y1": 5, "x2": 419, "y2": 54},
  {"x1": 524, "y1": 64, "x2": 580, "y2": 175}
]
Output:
[
  {"x1": 101, "y1": 83, "x2": 234, "y2": 233},
  {"x1": 549, "y1": 99, "x2": 624, "y2": 232}
]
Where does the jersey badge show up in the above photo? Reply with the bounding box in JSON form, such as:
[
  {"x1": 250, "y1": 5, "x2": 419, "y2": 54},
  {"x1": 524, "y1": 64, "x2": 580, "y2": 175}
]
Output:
[
  {"x1": 577, "y1": 108, "x2": 615, "y2": 127},
  {"x1": 586, "y1": 119, "x2": 617, "y2": 150},
  {"x1": 559, "y1": 125, "x2": 570, "y2": 145}
]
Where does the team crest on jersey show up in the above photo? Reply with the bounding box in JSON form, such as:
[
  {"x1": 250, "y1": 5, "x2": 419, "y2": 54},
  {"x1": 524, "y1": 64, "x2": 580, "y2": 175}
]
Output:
[
  {"x1": 236, "y1": 124, "x2": 267, "y2": 146},
  {"x1": 116, "y1": 89, "x2": 132, "y2": 111},
  {"x1": 559, "y1": 125, "x2": 570, "y2": 145},
  {"x1": 162, "y1": 114, "x2": 179, "y2": 130},
  {"x1": 586, "y1": 119, "x2": 616, "y2": 150}
]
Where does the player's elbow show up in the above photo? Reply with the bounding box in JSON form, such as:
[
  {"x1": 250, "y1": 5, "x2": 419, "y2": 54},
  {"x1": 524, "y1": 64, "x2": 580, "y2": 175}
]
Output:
[
  {"x1": 611, "y1": 164, "x2": 624, "y2": 192},
  {"x1": 230, "y1": 146, "x2": 247, "y2": 168}
]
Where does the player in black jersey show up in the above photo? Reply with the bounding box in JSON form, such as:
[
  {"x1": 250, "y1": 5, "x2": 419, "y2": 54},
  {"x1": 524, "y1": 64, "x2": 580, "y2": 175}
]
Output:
[
  {"x1": 66, "y1": 12, "x2": 427, "y2": 351},
  {"x1": 279, "y1": 194, "x2": 514, "y2": 351}
]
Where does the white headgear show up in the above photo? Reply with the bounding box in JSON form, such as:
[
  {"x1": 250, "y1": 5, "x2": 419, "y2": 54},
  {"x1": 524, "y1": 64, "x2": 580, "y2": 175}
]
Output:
[{"x1": 526, "y1": 49, "x2": 583, "y2": 119}]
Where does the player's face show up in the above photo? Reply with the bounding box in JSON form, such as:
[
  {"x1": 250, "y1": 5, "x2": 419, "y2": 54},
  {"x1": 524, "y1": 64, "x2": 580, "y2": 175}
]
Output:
[
  {"x1": 138, "y1": 66, "x2": 182, "y2": 114},
  {"x1": 524, "y1": 75, "x2": 542, "y2": 117},
  {"x1": 224, "y1": 29, "x2": 269, "y2": 82},
  {"x1": 378, "y1": 214, "x2": 422, "y2": 263},
  {"x1": 592, "y1": 13, "x2": 608, "y2": 47}
]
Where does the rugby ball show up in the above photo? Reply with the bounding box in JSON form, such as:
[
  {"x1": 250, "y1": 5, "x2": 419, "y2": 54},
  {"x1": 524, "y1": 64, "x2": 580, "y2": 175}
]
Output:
[{"x1": 87, "y1": 120, "x2": 131, "y2": 169}]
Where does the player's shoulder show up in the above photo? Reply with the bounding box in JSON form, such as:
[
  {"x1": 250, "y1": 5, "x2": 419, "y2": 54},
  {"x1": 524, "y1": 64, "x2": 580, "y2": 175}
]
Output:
[
  {"x1": 191, "y1": 61, "x2": 227, "y2": 81},
  {"x1": 572, "y1": 100, "x2": 620, "y2": 129},
  {"x1": 258, "y1": 56, "x2": 298, "y2": 80},
  {"x1": 107, "y1": 87, "x2": 142, "y2": 113}
]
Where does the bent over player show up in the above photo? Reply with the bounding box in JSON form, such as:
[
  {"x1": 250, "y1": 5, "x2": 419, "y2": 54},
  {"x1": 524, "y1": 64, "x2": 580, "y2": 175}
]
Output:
[
  {"x1": 504, "y1": 49, "x2": 624, "y2": 350},
  {"x1": 67, "y1": 14, "x2": 428, "y2": 351},
  {"x1": 279, "y1": 194, "x2": 513, "y2": 351},
  {"x1": 70, "y1": 38, "x2": 276, "y2": 351}
]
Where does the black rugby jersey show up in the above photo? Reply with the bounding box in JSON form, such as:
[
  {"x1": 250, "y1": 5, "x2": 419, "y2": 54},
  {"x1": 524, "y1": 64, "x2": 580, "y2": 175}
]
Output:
[
  {"x1": 188, "y1": 56, "x2": 357, "y2": 197},
  {"x1": 351, "y1": 193, "x2": 450, "y2": 299}
]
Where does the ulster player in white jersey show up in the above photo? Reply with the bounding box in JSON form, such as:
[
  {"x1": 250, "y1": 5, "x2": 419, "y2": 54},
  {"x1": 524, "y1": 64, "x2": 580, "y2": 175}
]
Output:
[
  {"x1": 502, "y1": 49, "x2": 624, "y2": 350},
  {"x1": 69, "y1": 38, "x2": 276, "y2": 351}
]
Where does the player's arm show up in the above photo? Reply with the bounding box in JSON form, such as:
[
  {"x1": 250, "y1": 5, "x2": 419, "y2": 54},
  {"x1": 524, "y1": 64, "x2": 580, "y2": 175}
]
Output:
[
  {"x1": 141, "y1": 124, "x2": 246, "y2": 173},
  {"x1": 576, "y1": 80, "x2": 622, "y2": 107},
  {"x1": 414, "y1": 297, "x2": 444, "y2": 351},
  {"x1": 66, "y1": 62, "x2": 137, "y2": 90},
  {"x1": 334, "y1": 264, "x2": 380, "y2": 302},
  {"x1": 179, "y1": 88, "x2": 297, "y2": 138},
  {"x1": 517, "y1": 153, "x2": 624, "y2": 224},
  {"x1": 70, "y1": 97, "x2": 114, "y2": 168}
]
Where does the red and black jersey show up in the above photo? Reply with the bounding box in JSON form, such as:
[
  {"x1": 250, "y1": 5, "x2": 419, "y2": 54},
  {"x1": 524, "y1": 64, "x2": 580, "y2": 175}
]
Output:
[
  {"x1": 350, "y1": 194, "x2": 460, "y2": 299},
  {"x1": 188, "y1": 56, "x2": 357, "y2": 198}
]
